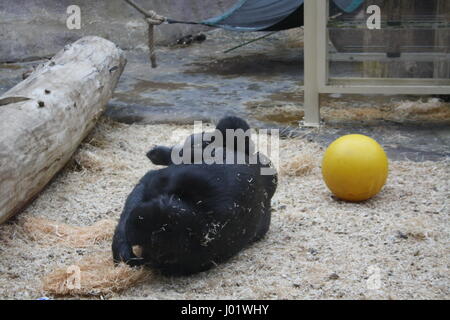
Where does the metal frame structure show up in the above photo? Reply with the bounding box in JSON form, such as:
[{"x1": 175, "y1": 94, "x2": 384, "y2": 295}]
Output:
[{"x1": 303, "y1": 0, "x2": 450, "y2": 126}]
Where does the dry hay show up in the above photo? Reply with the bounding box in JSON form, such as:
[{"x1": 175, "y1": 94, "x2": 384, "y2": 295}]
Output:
[
  {"x1": 72, "y1": 150, "x2": 105, "y2": 172},
  {"x1": 279, "y1": 140, "x2": 322, "y2": 177},
  {"x1": 0, "y1": 118, "x2": 449, "y2": 299},
  {"x1": 394, "y1": 98, "x2": 450, "y2": 119},
  {"x1": 42, "y1": 251, "x2": 150, "y2": 297},
  {"x1": 72, "y1": 148, "x2": 130, "y2": 172},
  {"x1": 322, "y1": 97, "x2": 450, "y2": 123},
  {"x1": 250, "y1": 95, "x2": 449, "y2": 126},
  {"x1": 323, "y1": 107, "x2": 387, "y2": 122},
  {"x1": 280, "y1": 153, "x2": 316, "y2": 176},
  {"x1": 19, "y1": 215, "x2": 150, "y2": 297},
  {"x1": 253, "y1": 104, "x2": 305, "y2": 126},
  {"x1": 21, "y1": 217, "x2": 116, "y2": 248}
]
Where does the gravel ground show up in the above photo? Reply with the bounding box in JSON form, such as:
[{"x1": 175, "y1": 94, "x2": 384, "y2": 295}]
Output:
[{"x1": 0, "y1": 118, "x2": 448, "y2": 299}]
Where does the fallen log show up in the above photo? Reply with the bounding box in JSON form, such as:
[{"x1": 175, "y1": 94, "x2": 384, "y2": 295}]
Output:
[{"x1": 0, "y1": 36, "x2": 126, "y2": 224}]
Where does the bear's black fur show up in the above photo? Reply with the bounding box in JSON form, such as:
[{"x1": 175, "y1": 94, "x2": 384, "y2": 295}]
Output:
[{"x1": 112, "y1": 116, "x2": 277, "y2": 275}]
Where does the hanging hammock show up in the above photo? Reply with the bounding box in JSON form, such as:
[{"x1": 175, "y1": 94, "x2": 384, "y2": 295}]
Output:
[
  {"x1": 123, "y1": 0, "x2": 365, "y2": 67},
  {"x1": 167, "y1": 0, "x2": 365, "y2": 31}
]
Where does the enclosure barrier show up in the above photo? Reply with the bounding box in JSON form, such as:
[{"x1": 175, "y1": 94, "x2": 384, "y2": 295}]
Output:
[{"x1": 303, "y1": 0, "x2": 450, "y2": 126}]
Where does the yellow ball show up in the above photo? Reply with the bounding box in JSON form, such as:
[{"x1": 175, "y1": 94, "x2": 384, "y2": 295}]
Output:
[{"x1": 322, "y1": 134, "x2": 388, "y2": 202}]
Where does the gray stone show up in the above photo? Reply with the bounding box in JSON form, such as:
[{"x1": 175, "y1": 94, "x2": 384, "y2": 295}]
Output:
[{"x1": 0, "y1": 0, "x2": 235, "y2": 62}]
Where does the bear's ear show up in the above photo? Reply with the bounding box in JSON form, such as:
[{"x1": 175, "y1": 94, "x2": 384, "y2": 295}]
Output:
[
  {"x1": 215, "y1": 116, "x2": 250, "y2": 135},
  {"x1": 146, "y1": 146, "x2": 173, "y2": 166},
  {"x1": 215, "y1": 116, "x2": 255, "y2": 155}
]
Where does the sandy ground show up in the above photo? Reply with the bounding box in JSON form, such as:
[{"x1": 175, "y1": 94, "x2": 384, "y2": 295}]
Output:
[{"x1": 0, "y1": 118, "x2": 449, "y2": 299}]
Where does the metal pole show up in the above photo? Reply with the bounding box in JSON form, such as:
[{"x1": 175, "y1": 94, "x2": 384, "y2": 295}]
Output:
[{"x1": 303, "y1": 0, "x2": 321, "y2": 127}]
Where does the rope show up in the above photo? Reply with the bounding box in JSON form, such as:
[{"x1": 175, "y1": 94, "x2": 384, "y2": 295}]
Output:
[
  {"x1": 124, "y1": 0, "x2": 167, "y2": 68},
  {"x1": 145, "y1": 12, "x2": 166, "y2": 68},
  {"x1": 223, "y1": 31, "x2": 279, "y2": 54}
]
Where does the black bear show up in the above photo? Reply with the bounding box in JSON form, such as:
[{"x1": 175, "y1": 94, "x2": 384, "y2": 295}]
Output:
[{"x1": 112, "y1": 116, "x2": 277, "y2": 275}]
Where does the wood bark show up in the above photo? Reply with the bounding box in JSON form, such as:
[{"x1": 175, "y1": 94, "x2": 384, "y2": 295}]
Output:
[{"x1": 0, "y1": 36, "x2": 126, "y2": 224}]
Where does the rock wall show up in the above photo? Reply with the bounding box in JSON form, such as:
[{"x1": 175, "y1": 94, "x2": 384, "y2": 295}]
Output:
[{"x1": 0, "y1": 0, "x2": 235, "y2": 62}]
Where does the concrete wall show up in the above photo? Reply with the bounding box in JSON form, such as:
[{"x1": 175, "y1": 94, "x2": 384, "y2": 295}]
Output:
[{"x1": 0, "y1": 0, "x2": 235, "y2": 62}]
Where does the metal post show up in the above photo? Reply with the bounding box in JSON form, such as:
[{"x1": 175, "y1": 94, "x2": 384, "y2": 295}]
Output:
[
  {"x1": 317, "y1": 0, "x2": 329, "y2": 92},
  {"x1": 303, "y1": 0, "x2": 321, "y2": 127}
]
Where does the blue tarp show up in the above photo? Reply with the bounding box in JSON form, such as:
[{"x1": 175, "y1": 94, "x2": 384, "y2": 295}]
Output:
[
  {"x1": 170, "y1": 0, "x2": 364, "y2": 31},
  {"x1": 203, "y1": 0, "x2": 304, "y2": 31},
  {"x1": 332, "y1": 0, "x2": 366, "y2": 13}
]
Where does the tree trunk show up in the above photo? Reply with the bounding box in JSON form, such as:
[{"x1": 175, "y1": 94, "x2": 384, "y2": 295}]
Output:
[{"x1": 0, "y1": 36, "x2": 126, "y2": 224}]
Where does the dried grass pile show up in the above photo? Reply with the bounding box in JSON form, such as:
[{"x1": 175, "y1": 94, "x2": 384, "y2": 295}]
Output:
[
  {"x1": 279, "y1": 139, "x2": 322, "y2": 177},
  {"x1": 42, "y1": 252, "x2": 150, "y2": 297},
  {"x1": 280, "y1": 153, "x2": 316, "y2": 176},
  {"x1": 18, "y1": 216, "x2": 151, "y2": 297},
  {"x1": 322, "y1": 97, "x2": 450, "y2": 123},
  {"x1": 325, "y1": 107, "x2": 387, "y2": 122},
  {"x1": 253, "y1": 104, "x2": 305, "y2": 126},
  {"x1": 394, "y1": 98, "x2": 450, "y2": 119},
  {"x1": 22, "y1": 217, "x2": 116, "y2": 248}
]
